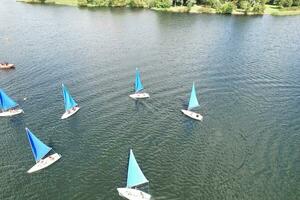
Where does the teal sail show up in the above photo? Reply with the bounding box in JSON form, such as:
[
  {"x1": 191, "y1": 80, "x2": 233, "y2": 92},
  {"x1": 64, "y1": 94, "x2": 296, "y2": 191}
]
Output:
[
  {"x1": 26, "y1": 128, "x2": 52, "y2": 162},
  {"x1": 0, "y1": 89, "x2": 18, "y2": 111},
  {"x1": 188, "y1": 83, "x2": 200, "y2": 110},
  {"x1": 127, "y1": 149, "x2": 149, "y2": 188},
  {"x1": 135, "y1": 68, "x2": 144, "y2": 93},
  {"x1": 62, "y1": 84, "x2": 78, "y2": 111}
]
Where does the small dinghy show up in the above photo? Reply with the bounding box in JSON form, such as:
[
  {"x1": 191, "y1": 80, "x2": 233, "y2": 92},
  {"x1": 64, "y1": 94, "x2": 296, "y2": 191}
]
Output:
[
  {"x1": 181, "y1": 82, "x2": 203, "y2": 121},
  {"x1": 26, "y1": 128, "x2": 61, "y2": 173},
  {"x1": 0, "y1": 89, "x2": 23, "y2": 117},
  {"x1": 129, "y1": 68, "x2": 150, "y2": 99},
  {"x1": 61, "y1": 83, "x2": 80, "y2": 119},
  {"x1": 117, "y1": 149, "x2": 151, "y2": 200},
  {"x1": 0, "y1": 62, "x2": 15, "y2": 69}
]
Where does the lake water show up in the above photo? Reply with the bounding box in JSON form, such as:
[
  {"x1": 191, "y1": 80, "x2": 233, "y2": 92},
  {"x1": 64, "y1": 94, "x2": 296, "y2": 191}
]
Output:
[{"x1": 0, "y1": 1, "x2": 300, "y2": 199}]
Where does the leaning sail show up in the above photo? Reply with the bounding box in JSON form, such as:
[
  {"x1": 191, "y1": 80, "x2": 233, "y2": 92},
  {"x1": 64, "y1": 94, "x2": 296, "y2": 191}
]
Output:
[
  {"x1": 62, "y1": 84, "x2": 78, "y2": 111},
  {"x1": 0, "y1": 89, "x2": 18, "y2": 111},
  {"x1": 188, "y1": 83, "x2": 199, "y2": 110},
  {"x1": 135, "y1": 68, "x2": 144, "y2": 93},
  {"x1": 26, "y1": 128, "x2": 52, "y2": 162},
  {"x1": 127, "y1": 149, "x2": 148, "y2": 188}
]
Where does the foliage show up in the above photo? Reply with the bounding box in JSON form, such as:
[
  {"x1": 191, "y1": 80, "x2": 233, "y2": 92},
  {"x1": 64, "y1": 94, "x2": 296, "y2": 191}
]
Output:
[
  {"x1": 275, "y1": 0, "x2": 293, "y2": 6},
  {"x1": 110, "y1": 0, "x2": 127, "y2": 6},
  {"x1": 293, "y1": 0, "x2": 300, "y2": 5},
  {"x1": 217, "y1": 1, "x2": 234, "y2": 13},
  {"x1": 93, "y1": 0, "x2": 111, "y2": 6},
  {"x1": 207, "y1": 0, "x2": 222, "y2": 8},
  {"x1": 252, "y1": 2, "x2": 265, "y2": 13},
  {"x1": 78, "y1": 0, "x2": 88, "y2": 6},
  {"x1": 154, "y1": 0, "x2": 172, "y2": 8},
  {"x1": 21, "y1": 0, "x2": 300, "y2": 14},
  {"x1": 187, "y1": 0, "x2": 196, "y2": 8},
  {"x1": 128, "y1": 0, "x2": 146, "y2": 7}
]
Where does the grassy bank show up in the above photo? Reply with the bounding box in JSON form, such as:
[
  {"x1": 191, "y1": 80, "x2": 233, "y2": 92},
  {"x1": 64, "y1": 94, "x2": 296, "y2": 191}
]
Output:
[
  {"x1": 265, "y1": 5, "x2": 300, "y2": 15},
  {"x1": 18, "y1": 0, "x2": 300, "y2": 16}
]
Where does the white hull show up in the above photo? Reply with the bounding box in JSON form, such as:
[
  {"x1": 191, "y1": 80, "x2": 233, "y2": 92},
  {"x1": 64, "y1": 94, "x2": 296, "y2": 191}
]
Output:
[
  {"x1": 27, "y1": 153, "x2": 61, "y2": 173},
  {"x1": 0, "y1": 108, "x2": 23, "y2": 117},
  {"x1": 129, "y1": 93, "x2": 150, "y2": 99},
  {"x1": 0, "y1": 63, "x2": 15, "y2": 69},
  {"x1": 181, "y1": 109, "x2": 203, "y2": 121},
  {"x1": 61, "y1": 106, "x2": 80, "y2": 119},
  {"x1": 117, "y1": 188, "x2": 151, "y2": 200}
]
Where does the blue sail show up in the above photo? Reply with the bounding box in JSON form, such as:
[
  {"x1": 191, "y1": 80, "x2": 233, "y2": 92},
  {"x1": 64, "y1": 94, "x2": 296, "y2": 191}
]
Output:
[
  {"x1": 188, "y1": 82, "x2": 200, "y2": 110},
  {"x1": 26, "y1": 128, "x2": 52, "y2": 162},
  {"x1": 127, "y1": 149, "x2": 149, "y2": 188},
  {"x1": 0, "y1": 89, "x2": 18, "y2": 111},
  {"x1": 62, "y1": 84, "x2": 78, "y2": 111},
  {"x1": 135, "y1": 68, "x2": 144, "y2": 93}
]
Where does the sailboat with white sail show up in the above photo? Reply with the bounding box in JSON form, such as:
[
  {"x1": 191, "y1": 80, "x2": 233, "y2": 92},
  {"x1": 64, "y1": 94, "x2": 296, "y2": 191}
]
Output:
[
  {"x1": 61, "y1": 83, "x2": 80, "y2": 119},
  {"x1": 0, "y1": 89, "x2": 23, "y2": 117},
  {"x1": 129, "y1": 68, "x2": 150, "y2": 99},
  {"x1": 117, "y1": 149, "x2": 151, "y2": 200},
  {"x1": 181, "y1": 82, "x2": 203, "y2": 121},
  {"x1": 26, "y1": 128, "x2": 61, "y2": 173}
]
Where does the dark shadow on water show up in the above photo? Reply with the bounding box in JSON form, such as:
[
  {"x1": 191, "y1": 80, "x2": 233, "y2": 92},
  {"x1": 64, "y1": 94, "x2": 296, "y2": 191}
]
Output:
[
  {"x1": 134, "y1": 99, "x2": 147, "y2": 111},
  {"x1": 48, "y1": 138, "x2": 54, "y2": 148},
  {"x1": 9, "y1": 115, "x2": 26, "y2": 130},
  {"x1": 182, "y1": 116, "x2": 197, "y2": 133}
]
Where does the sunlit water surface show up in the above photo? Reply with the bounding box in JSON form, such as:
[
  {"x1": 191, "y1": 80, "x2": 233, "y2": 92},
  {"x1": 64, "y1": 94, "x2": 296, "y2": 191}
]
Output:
[{"x1": 0, "y1": 1, "x2": 299, "y2": 199}]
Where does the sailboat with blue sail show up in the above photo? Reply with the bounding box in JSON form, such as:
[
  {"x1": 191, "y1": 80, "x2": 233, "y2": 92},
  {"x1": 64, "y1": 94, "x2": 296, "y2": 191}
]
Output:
[
  {"x1": 61, "y1": 83, "x2": 80, "y2": 119},
  {"x1": 181, "y1": 82, "x2": 203, "y2": 121},
  {"x1": 129, "y1": 68, "x2": 150, "y2": 99},
  {"x1": 25, "y1": 128, "x2": 61, "y2": 173},
  {"x1": 0, "y1": 89, "x2": 23, "y2": 117},
  {"x1": 117, "y1": 149, "x2": 151, "y2": 200}
]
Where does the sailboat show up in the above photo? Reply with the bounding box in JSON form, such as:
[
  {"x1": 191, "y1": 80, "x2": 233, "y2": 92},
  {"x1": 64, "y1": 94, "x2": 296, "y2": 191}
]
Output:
[
  {"x1": 61, "y1": 83, "x2": 80, "y2": 119},
  {"x1": 26, "y1": 128, "x2": 61, "y2": 173},
  {"x1": 0, "y1": 89, "x2": 23, "y2": 117},
  {"x1": 129, "y1": 68, "x2": 150, "y2": 99},
  {"x1": 117, "y1": 149, "x2": 151, "y2": 200},
  {"x1": 181, "y1": 82, "x2": 203, "y2": 121}
]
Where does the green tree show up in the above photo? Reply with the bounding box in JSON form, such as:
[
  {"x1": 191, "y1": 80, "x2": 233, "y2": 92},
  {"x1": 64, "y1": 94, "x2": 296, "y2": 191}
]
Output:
[
  {"x1": 217, "y1": 2, "x2": 234, "y2": 14},
  {"x1": 207, "y1": 0, "x2": 222, "y2": 9},
  {"x1": 275, "y1": 0, "x2": 293, "y2": 7},
  {"x1": 154, "y1": 0, "x2": 171, "y2": 7},
  {"x1": 78, "y1": 0, "x2": 88, "y2": 6},
  {"x1": 252, "y1": 2, "x2": 265, "y2": 14},
  {"x1": 293, "y1": 0, "x2": 300, "y2": 6}
]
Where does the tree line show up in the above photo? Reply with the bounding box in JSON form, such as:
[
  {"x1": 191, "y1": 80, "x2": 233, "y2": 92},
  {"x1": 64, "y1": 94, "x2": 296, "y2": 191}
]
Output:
[{"x1": 33, "y1": 0, "x2": 300, "y2": 14}]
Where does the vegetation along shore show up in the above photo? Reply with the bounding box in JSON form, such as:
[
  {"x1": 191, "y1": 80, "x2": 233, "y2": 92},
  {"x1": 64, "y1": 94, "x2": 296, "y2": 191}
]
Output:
[{"x1": 18, "y1": 0, "x2": 300, "y2": 15}]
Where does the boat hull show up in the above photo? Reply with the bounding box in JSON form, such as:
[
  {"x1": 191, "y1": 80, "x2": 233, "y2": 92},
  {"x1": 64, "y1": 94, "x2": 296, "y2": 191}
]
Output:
[
  {"x1": 181, "y1": 109, "x2": 203, "y2": 121},
  {"x1": 0, "y1": 64, "x2": 15, "y2": 69},
  {"x1": 27, "y1": 153, "x2": 61, "y2": 173},
  {"x1": 0, "y1": 108, "x2": 23, "y2": 117},
  {"x1": 61, "y1": 106, "x2": 80, "y2": 119},
  {"x1": 117, "y1": 188, "x2": 151, "y2": 200},
  {"x1": 129, "y1": 93, "x2": 150, "y2": 99}
]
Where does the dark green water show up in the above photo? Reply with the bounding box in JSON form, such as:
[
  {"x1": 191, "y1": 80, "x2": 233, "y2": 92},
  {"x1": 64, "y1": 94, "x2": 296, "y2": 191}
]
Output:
[{"x1": 0, "y1": 1, "x2": 300, "y2": 199}]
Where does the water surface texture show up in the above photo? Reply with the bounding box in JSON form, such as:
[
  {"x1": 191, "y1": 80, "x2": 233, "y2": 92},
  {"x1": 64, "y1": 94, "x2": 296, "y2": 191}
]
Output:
[{"x1": 0, "y1": 1, "x2": 300, "y2": 199}]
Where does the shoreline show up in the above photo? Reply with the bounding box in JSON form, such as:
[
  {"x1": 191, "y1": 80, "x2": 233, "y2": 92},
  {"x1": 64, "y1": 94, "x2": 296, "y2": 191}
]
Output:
[
  {"x1": 17, "y1": 0, "x2": 300, "y2": 16},
  {"x1": 152, "y1": 5, "x2": 300, "y2": 16}
]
